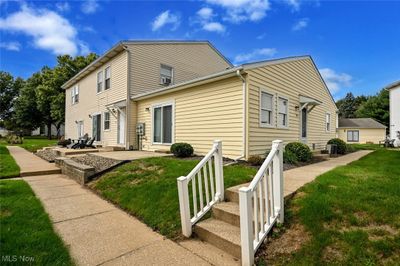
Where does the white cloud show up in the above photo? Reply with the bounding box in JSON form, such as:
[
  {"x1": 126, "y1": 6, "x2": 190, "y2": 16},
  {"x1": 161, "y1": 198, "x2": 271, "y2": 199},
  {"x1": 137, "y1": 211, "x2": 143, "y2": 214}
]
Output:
[
  {"x1": 55, "y1": 2, "x2": 70, "y2": 12},
  {"x1": 0, "y1": 41, "x2": 21, "y2": 51},
  {"x1": 319, "y1": 68, "x2": 352, "y2": 94},
  {"x1": 283, "y1": 0, "x2": 300, "y2": 11},
  {"x1": 151, "y1": 10, "x2": 180, "y2": 31},
  {"x1": 81, "y1": 0, "x2": 99, "y2": 14},
  {"x1": 197, "y1": 7, "x2": 214, "y2": 20},
  {"x1": 256, "y1": 33, "x2": 266, "y2": 39},
  {"x1": 292, "y1": 18, "x2": 309, "y2": 31},
  {"x1": 203, "y1": 22, "x2": 225, "y2": 33},
  {"x1": 234, "y1": 48, "x2": 277, "y2": 64},
  {"x1": 205, "y1": 0, "x2": 270, "y2": 23},
  {"x1": 0, "y1": 4, "x2": 87, "y2": 55}
]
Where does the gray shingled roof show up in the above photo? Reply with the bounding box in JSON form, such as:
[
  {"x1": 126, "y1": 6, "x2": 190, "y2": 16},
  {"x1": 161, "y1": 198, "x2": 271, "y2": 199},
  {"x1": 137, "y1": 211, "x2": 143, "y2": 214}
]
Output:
[{"x1": 338, "y1": 118, "x2": 386, "y2": 129}]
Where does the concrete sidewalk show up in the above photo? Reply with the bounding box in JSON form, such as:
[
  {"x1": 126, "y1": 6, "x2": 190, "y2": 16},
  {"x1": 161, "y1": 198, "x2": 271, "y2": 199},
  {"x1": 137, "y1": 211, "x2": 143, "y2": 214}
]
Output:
[
  {"x1": 7, "y1": 146, "x2": 61, "y2": 176},
  {"x1": 283, "y1": 150, "x2": 373, "y2": 196},
  {"x1": 22, "y1": 174, "x2": 226, "y2": 266}
]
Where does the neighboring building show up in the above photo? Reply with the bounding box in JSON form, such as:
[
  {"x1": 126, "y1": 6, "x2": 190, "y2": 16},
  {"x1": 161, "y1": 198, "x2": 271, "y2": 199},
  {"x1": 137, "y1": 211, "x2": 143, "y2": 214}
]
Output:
[
  {"x1": 337, "y1": 118, "x2": 386, "y2": 144},
  {"x1": 385, "y1": 80, "x2": 400, "y2": 145},
  {"x1": 31, "y1": 124, "x2": 65, "y2": 137},
  {"x1": 62, "y1": 40, "x2": 337, "y2": 159}
]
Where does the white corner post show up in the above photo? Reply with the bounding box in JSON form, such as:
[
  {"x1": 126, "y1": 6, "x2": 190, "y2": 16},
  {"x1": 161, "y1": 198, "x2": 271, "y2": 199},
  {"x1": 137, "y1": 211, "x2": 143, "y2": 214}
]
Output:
[
  {"x1": 272, "y1": 140, "x2": 284, "y2": 223},
  {"x1": 239, "y1": 187, "x2": 254, "y2": 266},
  {"x1": 177, "y1": 176, "x2": 192, "y2": 237},
  {"x1": 214, "y1": 140, "x2": 224, "y2": 201}
]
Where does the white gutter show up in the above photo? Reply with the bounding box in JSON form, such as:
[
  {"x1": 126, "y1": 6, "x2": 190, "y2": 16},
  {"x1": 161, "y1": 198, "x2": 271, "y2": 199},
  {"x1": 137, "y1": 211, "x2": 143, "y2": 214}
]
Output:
[
  {"x1": 236, "y1": 70, "x2": 246, "y2": 161},
  {"x1": 123, "y1": 45, "x2": 131, "y2": 150}
]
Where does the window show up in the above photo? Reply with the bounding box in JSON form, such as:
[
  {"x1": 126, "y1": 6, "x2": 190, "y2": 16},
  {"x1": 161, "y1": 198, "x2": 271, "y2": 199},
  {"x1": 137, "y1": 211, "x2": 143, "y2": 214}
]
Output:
[
  {"x1": 326, "y1": 113, "x2": 331, "y2": 132},
  {"x1": 77, "y1": 121, "x2": 84, "y2": 138},
  {"x1": 71, "y1": 85, "x2": 79, "y2": 104},
  {"x1": 347, "y1": 130, "x2": 359, "y2": 142},
  {"x1": 160, "y1": 64, "x2": 173, "y2": 85},
  {"x1": 260, "y1": 91, "x2": 273, "y2": 126},
  {"x1": 105, "y1": 67, "x2": 111, "y2": 90},
  {"x1": 153, "y1": 103, "x2": 173, "y2": 144},
  {"x1": 104, "y1": 112, "x2": 110, "y2": 130},
  {"x1": 97, "y1": 71, "x2": 103, "y2": 93},
  {"x1": 278, "y1": 97, "x2": 288, "y2": 127}
]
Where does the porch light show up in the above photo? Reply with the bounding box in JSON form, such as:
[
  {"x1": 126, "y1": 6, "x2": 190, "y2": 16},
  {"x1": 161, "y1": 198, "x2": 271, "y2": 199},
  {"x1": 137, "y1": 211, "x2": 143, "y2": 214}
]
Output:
[
  {"x1": 145, "y1": 107, "x2": 150, "y2": 112},
  {"x1": 294, "y1": 105, "x2": 299, "y2": 112}
]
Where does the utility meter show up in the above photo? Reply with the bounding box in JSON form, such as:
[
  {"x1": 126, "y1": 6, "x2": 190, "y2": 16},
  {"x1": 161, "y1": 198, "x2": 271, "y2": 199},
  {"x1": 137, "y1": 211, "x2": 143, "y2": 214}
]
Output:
[{"x1": 136, "y1": 123, "x2": 145, "y2": 136}]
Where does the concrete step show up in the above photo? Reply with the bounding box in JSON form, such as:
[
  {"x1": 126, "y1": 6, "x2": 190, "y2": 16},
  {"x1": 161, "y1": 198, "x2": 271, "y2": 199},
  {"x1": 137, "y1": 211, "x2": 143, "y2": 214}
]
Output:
[
  {"x1": 20, "y1": 168, "x2": 61, "y2": 177},
  {"x1": 212, "y1": 202, "x2": 240, "y2": 227},
  {"x1": 225, "y1": 183, "x2": 248, "y2": 204},
  {"x1": 194, "y1": 218, "x2": 241, "y2": 259}
]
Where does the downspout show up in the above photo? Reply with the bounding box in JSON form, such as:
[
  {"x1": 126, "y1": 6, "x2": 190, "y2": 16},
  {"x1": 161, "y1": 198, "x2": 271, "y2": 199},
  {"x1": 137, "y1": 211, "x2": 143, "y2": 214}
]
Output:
[
  {"x1": 123, "y1": 46, "x2": 131, "y2": 150},
  {"x1": 236, "y1": 70, "x2": 246, "y2": 161}
]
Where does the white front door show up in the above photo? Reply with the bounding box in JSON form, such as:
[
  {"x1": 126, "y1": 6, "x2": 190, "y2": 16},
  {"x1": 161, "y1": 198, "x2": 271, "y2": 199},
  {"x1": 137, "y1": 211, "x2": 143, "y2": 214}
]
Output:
[{"x1": 118, "y1": 110, "x2": 125, "y2": 145}]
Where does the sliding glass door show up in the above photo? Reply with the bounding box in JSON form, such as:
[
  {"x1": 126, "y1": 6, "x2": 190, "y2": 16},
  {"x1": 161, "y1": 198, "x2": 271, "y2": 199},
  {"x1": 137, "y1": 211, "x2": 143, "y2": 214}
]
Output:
[{"x1": 153, "y1": 104, "x2": 173, "y2": 144}]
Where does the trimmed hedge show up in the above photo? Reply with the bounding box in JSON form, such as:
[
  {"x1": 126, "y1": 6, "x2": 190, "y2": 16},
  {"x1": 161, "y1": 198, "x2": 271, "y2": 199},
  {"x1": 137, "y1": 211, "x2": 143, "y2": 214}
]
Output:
[
  {"x1": 285, "y1": 142, "x2": 312, "y2": 162},
  {"x1": 283, "y1": 150, "x2": 298, "y2": 165},
  {"x1": 327, "y1": 138, "x2": 347, "y2": 154},
  {"x1": 170, "y1": 143, "x2": 194, "y2": 157}
]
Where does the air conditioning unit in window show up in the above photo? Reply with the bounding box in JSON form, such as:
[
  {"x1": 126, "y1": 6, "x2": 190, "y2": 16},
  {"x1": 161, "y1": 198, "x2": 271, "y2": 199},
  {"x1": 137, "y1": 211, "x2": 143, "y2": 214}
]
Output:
[{"x1": 161, "y1": 76, "x2": 172, "y2": 85}]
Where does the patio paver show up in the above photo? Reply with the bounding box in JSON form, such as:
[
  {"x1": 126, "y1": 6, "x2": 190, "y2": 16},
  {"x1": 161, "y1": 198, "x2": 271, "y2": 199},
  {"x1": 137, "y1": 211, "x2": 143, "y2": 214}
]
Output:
[{"x1": 7, "y1": 146, "x2": 61, "y2": 176}]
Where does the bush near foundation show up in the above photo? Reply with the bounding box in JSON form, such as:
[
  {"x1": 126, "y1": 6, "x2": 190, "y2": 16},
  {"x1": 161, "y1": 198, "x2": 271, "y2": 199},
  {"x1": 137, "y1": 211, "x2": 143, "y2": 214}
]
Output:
[
  {"x1": 170, "y1": 143, "x2": 194, "y2": 158},
  {"x1": 285, "y1": 142, "x2": 312, "y2": 162},
  {"x1": 327, "y1": 138, "x2": 347, "y2": 154}
]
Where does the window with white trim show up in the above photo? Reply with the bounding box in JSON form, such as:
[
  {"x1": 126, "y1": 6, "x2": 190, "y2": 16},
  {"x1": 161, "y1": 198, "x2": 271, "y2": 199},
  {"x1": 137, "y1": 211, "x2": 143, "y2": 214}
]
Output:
[
  {"x1": 105, "y1": 67, "x2": 111, "y2": 90},
  {"x1": 97, "y1": 71, "x2": 103, "y2": 93},
  {"x1": 278, "y1": 97, "x2": 288, "y2": 127},
  {"x1": 347, "y1": 130, "x2": 359, "y2": 142},
  {"x1": 153, "y1": 103, "x2": 173, "y2": 144},
  {"x1": 104, "y1": 112, "x2": 110, "y2": 130},
  {"x1": 326, "y1": 113, "x2": 331, "y2": 132},
  {"x1": 160, "y1": 64, "x2": 173, "y2": 86},
  {"x1": 71, "y1": 85, "x2": 79, "y2": 105},
  {"x1": 260, "y1": 91, "x2": 273, "y2": 126}
]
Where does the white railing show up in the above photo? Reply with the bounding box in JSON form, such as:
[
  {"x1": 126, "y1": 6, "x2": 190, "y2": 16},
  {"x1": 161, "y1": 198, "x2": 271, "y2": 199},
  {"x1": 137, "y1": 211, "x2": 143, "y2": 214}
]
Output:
[
  {"x1": 239, "y1": 140, "x2": 284, "y2": 266},
  {"x1": 177, "y1": 140, "x2": 224, "y2": 237}
]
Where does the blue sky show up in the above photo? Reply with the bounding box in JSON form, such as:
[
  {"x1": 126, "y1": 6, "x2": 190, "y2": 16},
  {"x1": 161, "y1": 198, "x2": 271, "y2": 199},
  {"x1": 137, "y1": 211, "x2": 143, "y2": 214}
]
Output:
[{"x1": 1, "y1": 0, "x2": 399, "y2": 100}]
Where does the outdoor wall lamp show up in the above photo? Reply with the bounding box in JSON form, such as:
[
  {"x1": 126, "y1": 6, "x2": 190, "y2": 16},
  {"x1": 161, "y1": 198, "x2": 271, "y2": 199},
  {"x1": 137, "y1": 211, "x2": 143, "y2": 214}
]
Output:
[
  {"x1": 294, "y1": 105, "x2": 300, "y2": 112},
  {"x1": 88, "y1": 114, "x2": 92, "y2": 119},
  {"x1": 145, "y1": 107, "x2": 150, "y2": 112}
]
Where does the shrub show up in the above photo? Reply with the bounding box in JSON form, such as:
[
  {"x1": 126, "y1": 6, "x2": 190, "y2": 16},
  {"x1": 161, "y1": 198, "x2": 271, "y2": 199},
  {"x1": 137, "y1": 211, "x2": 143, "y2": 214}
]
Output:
[
  {"x1": 346, "y1": 144, "x2": 356, "y2": 153},
  {"x1": 327, "y1": 138, "x2": 347, "y2": 154},
  {"x1": 6, "y1": 134, "x2": 23, "y2": 144},
  {"x1": 283, "y1": 150, "x2": 298, "y2": 165},
  {"x1": 248, "y1": 155, "x2": 264, "y2": 166},
  {"x1": 170, "y1": 143, "x2": 194, "y2": 158},
  {"x1": 285, "y1": 142, "x2": 312, "y2": 162}
]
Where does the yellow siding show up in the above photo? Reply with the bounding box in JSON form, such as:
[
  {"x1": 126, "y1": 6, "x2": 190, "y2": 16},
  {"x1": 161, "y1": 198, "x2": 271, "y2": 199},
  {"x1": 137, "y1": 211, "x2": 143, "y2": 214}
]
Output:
[
  {"x1": 65, "y1": 51, "x2": 128, "y2": 146},
  {"x1": 127, "y1": 43, "x2": 231, "y2": 96},
  {"x1": 135, "y1": 77, "x2": 243, "y2": 159},
  {"x1": 338, "y1": 128, "x2": 386, "y2": 144},
  {"x1": 247, "y1": 58, "x2": 338, "y2": 156}
]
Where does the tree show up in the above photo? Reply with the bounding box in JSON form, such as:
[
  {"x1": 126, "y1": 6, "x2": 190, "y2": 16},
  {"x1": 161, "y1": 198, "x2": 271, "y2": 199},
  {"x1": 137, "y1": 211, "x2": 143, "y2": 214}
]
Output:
[
  {"x1": 0, "y1": 71, "x2": 24, "y2": 128},
  {"x1": 12, "y1": 73, "x2": 43, "y2": 133},
  {"x1": 356, "y1": 89, "x2": 390, "y2": 128},
  {"x1": 336, "y1": 93, "x2": 369, "y2": 118}
]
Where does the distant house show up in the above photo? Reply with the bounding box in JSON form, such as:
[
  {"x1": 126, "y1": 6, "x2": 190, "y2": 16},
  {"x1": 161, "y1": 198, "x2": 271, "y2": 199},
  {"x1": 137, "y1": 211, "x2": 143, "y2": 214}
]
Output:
[
  {"x1": 31, "y1": 124, "x2": 65, "y2": 137},
  {"x1": 337, "y1": 118, "x2": 386, "y2": 144},
  {"x1": 62, "y1": 40, "x2": 338, "y2": 159},
  {"x1": 385, "y1": 80, "x2": 400, "y2": 145}
]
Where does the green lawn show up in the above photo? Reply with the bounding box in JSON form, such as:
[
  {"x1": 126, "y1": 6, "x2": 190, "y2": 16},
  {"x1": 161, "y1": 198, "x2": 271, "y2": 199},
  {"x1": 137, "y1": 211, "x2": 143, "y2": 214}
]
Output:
[
  {"x1": 259, "y1": 150, "x2": 400, "y2": 265},
  {"x1": 0, "y1": 180, "x2": 74, "y2": 265},
  {"x1": 0, "y1": 137, "x2": 57, "y2": 152},
  {"x1": 90, "y1": 157, "x2": 257, "y2": 239},
  {"x1": 0, "y1": 146, "x2": 20, "y2": 179},
  {"x1": 349, "y1": 143, "x2": 383, "y2": 151}
]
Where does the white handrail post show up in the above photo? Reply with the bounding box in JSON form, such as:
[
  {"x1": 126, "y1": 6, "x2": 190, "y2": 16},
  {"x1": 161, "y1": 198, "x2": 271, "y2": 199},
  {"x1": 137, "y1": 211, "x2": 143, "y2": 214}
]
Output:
[
  {"x1": 177, "y1": 176, "x2": 192, "y2": 237},
  {"x1": 239, "y1": 187, "x2": 254, "y2": 266},
  {"x1": 214, "y1": 140, "x2": 224, "y2": 201},
  {"x1": 272, "y1": 140, "x2": 284, "y2": 223}
]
